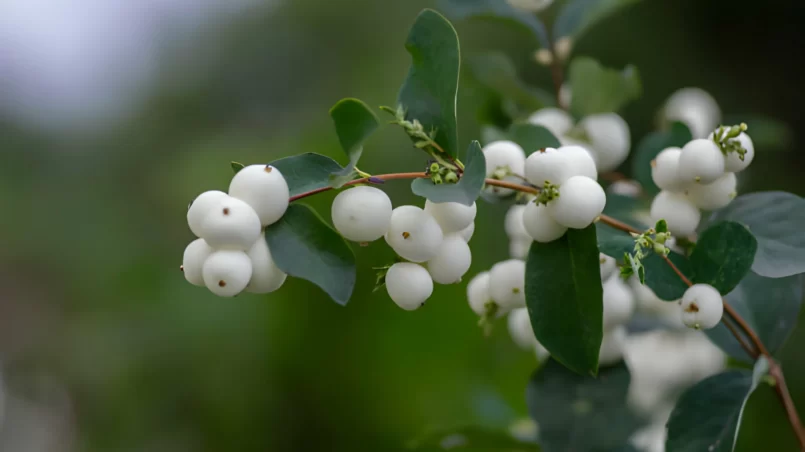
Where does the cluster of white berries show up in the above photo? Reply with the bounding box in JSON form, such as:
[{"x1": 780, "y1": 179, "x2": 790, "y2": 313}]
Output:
[
  {"x1": 649, "y1": 127, "x2": 754, "y2": 237},
  {"x1": 528, "y1": 107, "x2": 631, "y2": 173},
  {"x1": 183, "y1": 164, "x2": 290, "y2": 297}
]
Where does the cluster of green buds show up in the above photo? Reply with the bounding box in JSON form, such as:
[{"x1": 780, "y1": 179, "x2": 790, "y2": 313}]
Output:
[
  {"x1": 621, "y1": 220, "x2": 672, "y2": 283},
  {"x1": 712, "y1": 122, "x2": 749, "y2": 161},
  {"x1": 426, "y1": 161, "x2": 459, "y2": 185},
  {"x1": 534, "y1": 181, "x2": 560, "y2": 205}
]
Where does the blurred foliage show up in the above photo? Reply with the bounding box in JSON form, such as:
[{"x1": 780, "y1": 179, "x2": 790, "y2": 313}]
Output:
[{"x1": 2, "y1": 0, "x2": 805, "y2": 451}]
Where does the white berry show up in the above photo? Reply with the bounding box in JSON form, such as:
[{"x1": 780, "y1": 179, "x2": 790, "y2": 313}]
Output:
[
  {"x1": 522, "y1": 202, "x2": 567, "y2": 243},
  {"x1": 650, "y1": 191, "x2": 701, "y2": 237},
  {"x1": 508, "y1": 308, "x2": 538, "y2": 350},
  {"x1": 228, "y1": 164, "x2": 290, "y2": 226},
  {"x1": 331, "y1": 186, "x2": 392, "y2": 242},
  {"x1": 384, "y1": 206, "x2": 444, "y2": 263},
  {"x1": 547, "y1": 176, "x2": 606, "y2": 229},
  {"x1": 527, "y1": 107, "x2": 573, "y2": 137},
  {"x1": 724, "y1": 132, "x2": 755, "y2": 173},
  {"x1": 663, "y1": 87, "x2": 721, "y2": 139},
  {"x1": 579, "y1": 113, "x2": 631, "y2": 172},
  {"x1": 603, "y1": 276, "x2": 635, "y2": 331},
  {"x1": 678, "y1": 138, "x2": 725, "y2": 185},
  {"x1": 599, "y1": 253, "x2": 617, "y2": 281},
  {"x1": 467, "y1": 271, "x2": 493, "y2": 316},
  {"x1": 651, "y1": 147, "x2": 685, "y2": 192},
  {"x1": 681, "y1": 284, "x2": 723, "y2": 330},
  {"x1": 182, "y1": 238, "x2": 213, "y2": 286},
  {"x1": 685, "y1": 172, "x2": 737, "y2": 211},
  {"x1": 199, "y1": 195, "x2": 262, "y2": 250},
  {"x1": 483, "y1": 140, "x2": 526, "y2": 177},
  {"x1": 458, "y1": 222, "x2": 475, "y2": 242},
  {"x1": 187, "y1": 190, "x2": 227, "y2": 237},
  {"x1": 509, "y1": 238, "x2": 532, "y2": 260},
  {"x1": 559, "y1": 145, "x2": 598, "y2": 180},
  {"x1": 524, "y1": 147, "x2": 573, "y2": 188},
  {"x1": 245, "y1": 238, "x2": 287, "y2": 294},
  {"x1": 202, "y1": 250, "x2": 253, "y2": 297},
  {"x1": 599, "y1": 325, "x2": 627, "y2": 367},
  {"x1": 425, "y1": 200, "x2": 477, "y2": 234},
  {"x1": 504, "y1": 205, "x2": 531, "y2": 240},
  {"x1": 489, "y1": 259, "x2": 526, "y2": 311},
  {"x1": 426, "y1": 234, "x2": 472, "y2": 284},
  {"x1": 385, "y1": 262, "x2": 433, "y2": 311}
]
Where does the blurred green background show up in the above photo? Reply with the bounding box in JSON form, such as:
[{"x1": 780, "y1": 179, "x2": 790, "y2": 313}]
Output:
[{"x1": 2, "y1": 0, "x2": 805, "y2": 450}]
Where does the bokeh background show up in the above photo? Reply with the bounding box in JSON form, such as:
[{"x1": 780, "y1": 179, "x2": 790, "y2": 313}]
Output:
[{"x1": 2, "y1": 0, "x2": 805, "y2": 451}]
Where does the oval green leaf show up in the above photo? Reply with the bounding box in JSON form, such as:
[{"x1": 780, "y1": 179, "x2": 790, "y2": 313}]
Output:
[
  {"x1": 271, "y1": 153, "x2": 345, "y2": 197},
  {"x1": 397, "y1": 9, "x2": 460, "y2": 157},
  {"x1": 329, "y1": 98, "x2": 379, "y2": 187},
  {"x1": 265, "y1": 204, "x2": 356, "y2": 305},
  {"x1": 525, "y1": 225, "x2": 603, "y2": 376},
  {"x1": 705, "y1": 271, "x2": 803, "y2": 363},
  {"x1": 508, "y1": 123, "x2": 561, "y2": 155},
  {"x1": 569, "y1": 57, "x2": 641, "y2": 117},
  {"x1": 690, "y1": 221, "x2": 757, "y2": 295},
  {"x1": 666, "y1": 370, "x2": 754, "y2": 452},
  {"x1": 707, "y1": 191, "x2": 805, "y2": 278},
  {"x1": 526, "y1": 360, "x2": 639, "y2": 451},
  {"x1": 554, "y1": 0, "x2": 643, "y2": 41},
  {"x1": 411, "y1": 141, "x2": 485, "y2": 206},
  {"x1": 631, "y1": 122, "x2": 692, "y2": 195},
  {"x1": 439, "y1": 0, "x2": 550, "y2": 48},
  {"x1": 643, "y1": 251, "x2": 691, "y2": 301}
]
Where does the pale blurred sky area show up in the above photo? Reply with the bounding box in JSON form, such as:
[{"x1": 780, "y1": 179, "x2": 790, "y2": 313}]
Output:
[{"x1": 0, "y1": 0, "x2": 270, "y2": 132}]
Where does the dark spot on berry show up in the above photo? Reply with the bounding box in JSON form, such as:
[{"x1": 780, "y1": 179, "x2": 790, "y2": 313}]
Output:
[
  {"x1": 402, "y1": 232, "x2": 411, "y2": 239},
  {"x1": 512, "y1": 287, "x2": 520, "y2": 294},
  {"x1": 684, "y1": 302, "x2": 699, "y2": 313},
  {"x1": 218, "y1": 280, "x2": 227, "y2": 287},
  {"x1": 223, "y1": 207, "x2": 230, "y2": 215},
  {"x1": 264, "y1": 165, "x2": 273, "y2": 173}
]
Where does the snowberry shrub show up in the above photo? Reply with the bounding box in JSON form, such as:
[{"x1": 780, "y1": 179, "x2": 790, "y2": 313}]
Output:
[{"x1": 179, "y1": 7, "x2": 805, "y2": 452}]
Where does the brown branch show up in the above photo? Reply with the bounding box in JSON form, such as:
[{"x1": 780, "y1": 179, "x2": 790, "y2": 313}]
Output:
[
  {"x1": 769, "y1": 362, "x2": 805, "y2": 449},
  {"x1": 288, "y1": 172, "x2": 428, "y2": 202},
  {"x1": 722, "y1": 316, "x2": 758, "y2": 359}
]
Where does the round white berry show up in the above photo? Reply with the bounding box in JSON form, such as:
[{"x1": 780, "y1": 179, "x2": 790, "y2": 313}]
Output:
[
  {"x1": 182, "y1": 238, "x2": 214, "y2": 287},
  {"x1": 724, "y1": 132, "x2": 755, "y2": 173},
  {"x1": 202, "y1": 250, "x2": 253, "y2": 297},
  {"x1": 522, "y1": 202, "x2": 567, "y2": 243},
  {"x1": 603, "y1": 276, "x2": 635, "y2": 331},
  {"x1": 508, "y1": 308, "x2": 538, "y2": 350},
  {"x1": 650, "y1": 191, "x2": 701, "y2": 237},
  {"x1": 685, "y1": 172, "x2": 737, "y2": 211},
  {"x1": 384, "y1": 206, "x2": 444, "y2": 263},
  {"x1": 599, "y1": 325, "x2": 627, "y2": 367},
  {"x1": 579, "y1": 113, "x2": 631, "y2": 172},
  {"x1": 525, "y1": 148, "x2": 573, "y2": 188},
  {"x1": 680, "y1": 284, "x2": 723, "y2": 330},
  {"x1": 483, "y1": 140, "x2": 526, "y2": 177},
  {"x1": 385, "y1": 262, "x2": 433, "y2": 311},
  {"x1": 199, "y1": 195, "x2": 262, "y2": 250},
  {"x1": 187, "y1": 190, "x2": 227, "y2": 237},
  {"x1": 426, "y1": 235, "x2": 472, "y2": 284},
  {"x1": 504, "y1": 205, "x2": 531, "y2": 240},
  {"x1": 509, "y1": 238, "x2": 532, "y2": 260},
  {"x1": 331, "y1": 186, "x2": 392, "y2": 242},
  {"x1": 467, "y1": 271, "x2": 493, "y2": 316},
  {"x1": 547, "y1": 176, "x2": 606, "y2": 229},
  {"x1": 599, "y1": 253, "x2": 617, "y2": 281},
  {"x1": 425, "y1": 200, "x2": 477, "y2": 234},
  {"x1": 458, "y1": 222, "x2": 475, "y2": 242},
  {"x1": 527, "y1": 107, "x2": 573, "y2": 137},
  {"x1": 663, "y1": 87, "x2": 721, "y2": 139},
  {"x1": 559, "y1": 145, "x2": 598, "y2": 180},
  {"x1": 678, "y1": 138, "x2": 725, "y2": 185},
  {"x1": 228, "y1": 164, "x2": 290, "y2": 226},
  {"x1": 245, "y1": 238, "x2": 287, "y2": 294},
  {"x1": 651, "y1": 147, "x2": 685, "y2": 192},
  {"x1": 489, "y1": 259, "x2": 526, "y2": 311}
]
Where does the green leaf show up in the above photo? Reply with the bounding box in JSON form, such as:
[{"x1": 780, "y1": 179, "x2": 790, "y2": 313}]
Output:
[
  {"x1": 265, "y1": 204, "x2": 356, "y2": 305},
  {"x1": 666, "y1": 370, "x2": 756, "y2": 452},
  {"x1": 554, "y1": 0, "x2": 643, "y2": 41},
  {"x1": 631, "y1": 122, "x2": 692, "y2": 195},
  {"x1": 722, "y1": 114, "x2": 794, "y2": 152},
  {"x1": 508, "y1": 123, "x2": 561, "y2": 155},
  {"x1": 525, "y1": 225, "x2": 603, "y2": 376},
  {"x1": 643, "y1": 250, "x2": 691, "y2": 301},
  {"x1": 466, "y1": 52, "x2": 554, "y2": 115},
  {"x1": 411, "y1": 141, "x2": 486, "y2": 206},
  {"x1": 706, "y1": 271, "x2": 803, "y2": 363},
  {"x1": 596, "y1": 223, "x2": 635, "y2": 259},
  {"x1": 690, "y1": 221, "x2": 757, "y2": 295},
  {"x1": 397, "y1": 9, "x2": 460, "y2": 157},
  {"x1": 409, "y1": 425, "x2": 541, "y2": 451},
  {"x1": 569, "y1": 57, "x2": 641, "y2": 117},
  {"x1": 526, "y1": 360, "x2": 640, "y2": 451},
  {"x1": 329, "y1": 98, "x2": 379, "y2": 187},
  {"x1": 270, "y1": 153, "x2": 345, "y2": 197},
  {"x1": 231, "y1": 161, "x2": 245, "y2": 174},
  {"x1": 439, "y1": 0, "x2": 550, "y2": 48},
  {"x1": 707, "y1": 191, "x2": 805, "y2": 278}
]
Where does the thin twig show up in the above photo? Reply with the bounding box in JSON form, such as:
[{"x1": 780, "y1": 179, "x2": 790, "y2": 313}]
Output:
[
  {"x1": 769, "y1": 361, "x2": 805, "y2": 449},
  {"x1": 722, "y1": 316, "x2": 758, "y2": 359}
]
